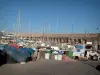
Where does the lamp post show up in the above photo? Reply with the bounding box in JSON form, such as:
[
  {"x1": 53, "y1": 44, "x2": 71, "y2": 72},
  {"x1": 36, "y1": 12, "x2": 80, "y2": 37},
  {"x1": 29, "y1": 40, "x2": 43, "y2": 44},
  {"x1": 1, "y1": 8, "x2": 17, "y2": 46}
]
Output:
[{"x1": 96, "y1": 28, "x2": 99, "y2": 50}]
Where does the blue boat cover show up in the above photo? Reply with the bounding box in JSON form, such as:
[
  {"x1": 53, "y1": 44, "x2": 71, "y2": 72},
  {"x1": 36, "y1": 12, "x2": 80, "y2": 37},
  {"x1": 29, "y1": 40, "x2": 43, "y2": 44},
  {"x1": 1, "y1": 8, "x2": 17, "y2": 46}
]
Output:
[
  {"x1": 77, "y1": 49, "x2": 80, "y2": 52},
  {"x1": 0, "y1": 44, "x2": 5, "y2": 51},
  {"x1": 4, "y1": 45, "x2": 31, "y2": 62},
  {"x1": 28, "y1": 48, "x2": 34, "y2": 55},
  {"x1": 75, "y1": 45, "x2": 83, "y2": 49},
  {"x1": 58, "y1": 50, "x2": 62, "y2": 55},
  {"x1": 32, "y1": 48, "x2": 36, "y2": 51}
]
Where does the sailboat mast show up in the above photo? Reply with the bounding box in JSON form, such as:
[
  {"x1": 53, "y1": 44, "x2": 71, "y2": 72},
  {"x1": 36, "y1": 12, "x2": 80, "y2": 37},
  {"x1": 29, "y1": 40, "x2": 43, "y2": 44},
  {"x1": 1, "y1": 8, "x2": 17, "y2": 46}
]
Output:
[
  {"x1": 17, "y1": 9, "x2": 21, "y2": 38},
  {"x1": 32, "y1": 29, "x2": 33, "y2": 41},
  {"x1": 14, "y1": 24, "x2": 16, "y2": 39},
  {"x1": 49, "y1": 22, "x2": 50, "y2": 33},
  {"x1": 57, "y1": 19, "x2": 58, "y2": 33},
  {"x1": 29, "y1": 20, "x2": 31, "y2": 41},
  {"x1": 42, "y1": 24, "x2": 45, "y2": 42},
  {"x1": 48, "y1": 22, "x2": 50, "y2": 43},
  {"x1": 71, "y1": 24, "x2": 73, "y2": 44},
  {"x1": 85, "y1": 27, "x2": 87, "y2": 37}
]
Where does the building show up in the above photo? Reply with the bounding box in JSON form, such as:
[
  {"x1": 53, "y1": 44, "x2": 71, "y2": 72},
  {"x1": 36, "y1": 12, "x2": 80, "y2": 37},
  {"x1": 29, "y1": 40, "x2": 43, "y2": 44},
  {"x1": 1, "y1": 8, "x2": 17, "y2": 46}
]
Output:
[
  {"x1": 16, "y1": 33, "x2": 100, "y2": 45},
  {"x1": 17, "y1": 33, "x2": 100, "y2": 50}
]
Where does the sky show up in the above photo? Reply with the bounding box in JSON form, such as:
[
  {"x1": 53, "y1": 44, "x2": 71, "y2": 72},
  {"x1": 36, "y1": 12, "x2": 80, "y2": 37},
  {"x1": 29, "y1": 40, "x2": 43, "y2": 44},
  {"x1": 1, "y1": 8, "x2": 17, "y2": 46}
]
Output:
[{"x1": 0, "y1": 0, "x2": 100, "y2": 34}]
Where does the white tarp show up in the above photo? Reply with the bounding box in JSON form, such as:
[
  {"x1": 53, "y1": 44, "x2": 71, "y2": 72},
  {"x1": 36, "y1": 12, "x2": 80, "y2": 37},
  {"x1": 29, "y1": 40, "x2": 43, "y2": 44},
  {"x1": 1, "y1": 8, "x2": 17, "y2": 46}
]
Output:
[
  {"x1": 73, "y1": 52, "x2": 82, "y2": 57},
  {"x1": 51, "y1": 46, "x2": 59, "y2": 50},
  {"x1": 41, "y1": 43, "x2": 45, "y2": 46},
  {"x1": 1, "y1": 36, "x2": 6, "y2": 38},
  {"x1": 86, "y1": 42, "x2": 92, "y2": 44},
  {"x1": 18, "y1": 42, "x2": 25, "y2": 46},
  {"x1": 67, "y1": 45, "x2": 71, "y2": 48}
]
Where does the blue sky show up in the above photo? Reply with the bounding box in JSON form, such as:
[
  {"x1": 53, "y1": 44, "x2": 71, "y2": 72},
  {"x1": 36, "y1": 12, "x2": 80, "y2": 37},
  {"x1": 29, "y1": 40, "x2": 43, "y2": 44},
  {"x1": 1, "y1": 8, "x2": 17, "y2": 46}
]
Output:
[{"x1": 0, "y1": 0, "x2": 100, "y2": 34}]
